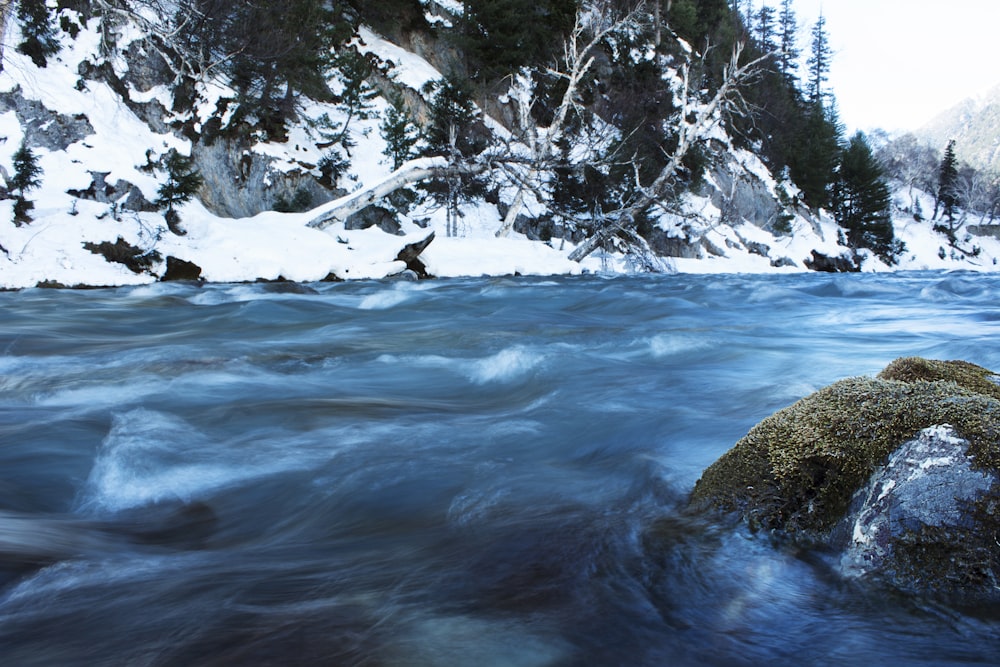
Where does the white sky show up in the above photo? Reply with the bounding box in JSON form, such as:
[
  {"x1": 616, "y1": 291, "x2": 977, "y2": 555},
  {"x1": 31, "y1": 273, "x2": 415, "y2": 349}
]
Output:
[{"x1": 786, "y1": 0, "x2": 1000, "y2": 133}]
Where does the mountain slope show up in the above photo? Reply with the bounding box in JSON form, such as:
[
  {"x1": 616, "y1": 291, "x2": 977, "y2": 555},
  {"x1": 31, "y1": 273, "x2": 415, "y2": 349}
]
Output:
[{"x1": 917, "y1": 83, "x2": 1000, "y2": 174}]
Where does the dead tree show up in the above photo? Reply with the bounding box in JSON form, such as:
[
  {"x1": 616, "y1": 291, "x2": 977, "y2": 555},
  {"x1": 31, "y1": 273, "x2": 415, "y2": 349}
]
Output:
[
  {"x1": 568, "y1": 41, "x2": 769, "y2": 262},
  {"x1": 493, "y1": 5, "x2": 636, "y2": 238}
]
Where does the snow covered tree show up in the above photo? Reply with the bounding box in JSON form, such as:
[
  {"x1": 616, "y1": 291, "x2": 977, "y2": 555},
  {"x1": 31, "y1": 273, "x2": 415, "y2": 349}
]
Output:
[
  {"x1": 155, "y1": 150, "x2": 203, "y2": 236},
  {"x1": 833, "y1": 132, "x2": 900, "y2": 264},
  {"x1": 875, "y1": 133, "x2": 940, "y2": 214},
  {"x1": 936, "y1": 139, "x2": 959, "y2": 223},
  {"x1": 16, "y1": 0, "x2": 60, "y2": 67},
  {"x1": 380, "y1": 93, "x2": 420, "y2": 171},
  {"x1": 10, "y1": 140, "x2": 42, "y2": 225}
]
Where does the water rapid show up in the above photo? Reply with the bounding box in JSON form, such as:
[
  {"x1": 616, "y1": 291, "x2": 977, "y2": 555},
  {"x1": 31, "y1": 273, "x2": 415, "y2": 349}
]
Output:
[{"x1": 1, "y1": 272, "x2": 998, "y2": 665}]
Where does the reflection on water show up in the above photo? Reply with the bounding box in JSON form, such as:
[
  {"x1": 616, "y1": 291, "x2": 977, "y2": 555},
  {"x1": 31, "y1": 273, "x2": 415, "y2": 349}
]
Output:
[{"x1": 0, "y1": 272, "x2": 998, "y2": 665}]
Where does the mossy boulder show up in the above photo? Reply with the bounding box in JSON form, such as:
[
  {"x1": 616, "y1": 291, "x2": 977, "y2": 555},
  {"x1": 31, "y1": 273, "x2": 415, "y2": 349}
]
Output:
[{"x1": 690, "y1": 357, "x2": 1000, "y2": 598}]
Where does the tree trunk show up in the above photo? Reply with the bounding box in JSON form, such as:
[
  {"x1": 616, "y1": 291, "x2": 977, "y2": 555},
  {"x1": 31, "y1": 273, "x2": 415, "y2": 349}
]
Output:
[{"x1": 305, "y1": 157, "x2": 489, "y2": 231}]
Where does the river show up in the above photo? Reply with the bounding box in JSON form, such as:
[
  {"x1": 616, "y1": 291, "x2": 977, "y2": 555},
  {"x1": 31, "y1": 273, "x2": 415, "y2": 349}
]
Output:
[{"x1": 0, "y1": 272, "x2": 998, "y2": 665}]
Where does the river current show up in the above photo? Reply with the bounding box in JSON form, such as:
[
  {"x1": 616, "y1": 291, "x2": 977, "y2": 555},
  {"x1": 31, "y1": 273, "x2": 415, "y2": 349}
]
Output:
[{"x1": 0, "y1": 272, "x2": 999, "y2": 665}]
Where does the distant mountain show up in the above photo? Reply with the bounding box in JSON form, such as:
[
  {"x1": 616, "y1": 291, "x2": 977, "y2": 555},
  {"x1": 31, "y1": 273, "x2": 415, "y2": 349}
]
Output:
[{"x1": 917, "y1": 84, "x2": 1000, "y2": 173}]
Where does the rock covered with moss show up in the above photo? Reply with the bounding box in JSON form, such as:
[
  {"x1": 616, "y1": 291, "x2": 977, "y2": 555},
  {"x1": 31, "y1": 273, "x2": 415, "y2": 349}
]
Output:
[{"x1": 690, "y1": 357, "x2": 1000, "y2": 598}]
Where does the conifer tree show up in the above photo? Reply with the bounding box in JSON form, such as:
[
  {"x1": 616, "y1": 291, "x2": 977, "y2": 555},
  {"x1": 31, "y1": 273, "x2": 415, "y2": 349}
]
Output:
[
  {"x1": 16, "y1": 0, "x2": 60, "y2": 67},
  {"x1": 155, "y1": 150, "x2": 203, "y2": 236},
  {"x1": 777, "y1": 0, "x2": 799, "y2": 82},
  {"x1": 421, "y1": 76, "x2": 487, "y2": 237},
  {"x1": 10, "y1": 140, "x2": 42, "y2": 225},
  {"x1": 755, "y1": 4, "x2": 777, "y2": 54},
  {"x1": 380, "y1": 93, "x2": 420, "y2": 171},
  {"x1": 788, "y1": 102, "x2": 842, "y2": 209},
  {"x1": 936, "y1": 139, "x2": 959, "y2": 223},
  {"x1": 834, "y1": 131, "x2": 900, "y2": 264},
  {"x1": 806, "y1": 13, "x2": 832, "y2": 105}
]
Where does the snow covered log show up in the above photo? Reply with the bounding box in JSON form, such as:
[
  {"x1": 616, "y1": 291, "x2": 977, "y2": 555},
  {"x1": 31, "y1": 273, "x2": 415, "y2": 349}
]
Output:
[{"x1": 306, "y1": 157, "x2": 487, "y2": 231}]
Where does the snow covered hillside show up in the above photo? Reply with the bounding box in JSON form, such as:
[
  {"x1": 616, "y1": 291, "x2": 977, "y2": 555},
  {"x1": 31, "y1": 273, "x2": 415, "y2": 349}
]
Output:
[{"x1": 0, "y1": 6, "x2": 997, "y2": 290}]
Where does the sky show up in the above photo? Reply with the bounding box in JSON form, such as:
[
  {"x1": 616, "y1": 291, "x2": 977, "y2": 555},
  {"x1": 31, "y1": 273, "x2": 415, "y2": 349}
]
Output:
[{"x1": 786, "y1": 0, "x2": 1000, "y2": 134}]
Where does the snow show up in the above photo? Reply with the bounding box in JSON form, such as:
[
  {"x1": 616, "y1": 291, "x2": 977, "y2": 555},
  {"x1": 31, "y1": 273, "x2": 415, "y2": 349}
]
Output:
[
  {"x1": 1, "y1": 14, "x2": 999, "y2": 290},
  {"x1": 357, "y1": 26, "x2": 441, "y2": 93}
]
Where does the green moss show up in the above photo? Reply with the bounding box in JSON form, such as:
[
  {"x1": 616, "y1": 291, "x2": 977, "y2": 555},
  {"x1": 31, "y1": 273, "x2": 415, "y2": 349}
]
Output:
[
  {"x1": 878, "y1": 356, "x2": 1000, "y2": 401},
  {"x1": 691, "y1": 357, "x2": 1000, "y2": 534}
]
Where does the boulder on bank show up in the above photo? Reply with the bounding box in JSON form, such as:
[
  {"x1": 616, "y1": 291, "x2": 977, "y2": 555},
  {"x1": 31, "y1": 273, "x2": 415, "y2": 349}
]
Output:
[{"x1": 690, "y1": 357, "x2": 1000, "y2": 598}]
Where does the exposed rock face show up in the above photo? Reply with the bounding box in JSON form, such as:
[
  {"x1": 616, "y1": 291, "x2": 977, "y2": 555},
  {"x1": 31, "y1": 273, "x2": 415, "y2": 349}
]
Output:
[
  {"x1": 803, "y1": 250, "x2": 859, "y2": 272},
  {"x1": 691, "y1": 357, "x2": 1000, "y2": 599},
  {"x1": 838, "y1": 425, "x2": 997, "y2": 587},
  {"x1": 161, "y1": 256, "x2": 203, "y2": 282},
  {"x1": 191, "y1": 138, "x2": 336, "y2": 219},
  {"x1": 0, "y1": 88, "x2": 94, "y2": 152},
  {"x1": 345, "y1": 205, "x2": 404, "y2": 235}
]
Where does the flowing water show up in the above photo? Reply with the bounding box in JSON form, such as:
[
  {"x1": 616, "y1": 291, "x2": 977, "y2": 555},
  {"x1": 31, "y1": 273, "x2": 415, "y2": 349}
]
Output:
[{"x1": 0, "y1": 272, "x2": 999, "y2": 666}]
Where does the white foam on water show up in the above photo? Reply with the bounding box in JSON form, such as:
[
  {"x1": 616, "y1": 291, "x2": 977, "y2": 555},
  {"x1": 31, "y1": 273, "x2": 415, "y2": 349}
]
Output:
[
  {"x1": 77, "y1": 409, "x2": 336, "y2": 514},
  {"x1": 358, "y1": 286, "x2": 416, "y2": 310},
  {"x1": 647, "y1": 334, "x2": 712, "y2": 359},
  {"x1": 376, "y1": 346, "x2": 543, "y2": 385},
  {"x1": 466, "y1": 347, "x2": 542, "y2": 384},
  {"x1": 78, "y1": 409, "x2": 232, "y2": 512}
]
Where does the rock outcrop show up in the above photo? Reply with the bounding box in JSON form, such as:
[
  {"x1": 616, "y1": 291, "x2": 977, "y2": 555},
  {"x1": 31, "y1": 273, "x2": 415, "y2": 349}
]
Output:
[{"x1": 691, "y1": 357, "x2": 1000, "y2": 599}]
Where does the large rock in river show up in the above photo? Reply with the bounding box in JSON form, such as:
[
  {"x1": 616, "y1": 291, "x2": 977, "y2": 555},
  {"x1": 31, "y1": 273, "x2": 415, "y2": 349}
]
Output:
[{"x1": 690, "y1": 357, "x2": 1000, "y2": 599}]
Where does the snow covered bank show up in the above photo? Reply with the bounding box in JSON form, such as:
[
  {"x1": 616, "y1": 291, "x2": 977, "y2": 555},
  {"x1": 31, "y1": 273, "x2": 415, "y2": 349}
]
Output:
[{"x1": 1, "y1": 13, "x2": 998, "y2": 290}]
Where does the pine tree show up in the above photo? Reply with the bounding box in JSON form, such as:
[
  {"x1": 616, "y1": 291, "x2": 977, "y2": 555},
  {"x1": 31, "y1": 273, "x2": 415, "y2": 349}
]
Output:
[
  {"x1": 155, "y1": 150, "x2": 203, "y2": 236},
  {"x1": 834, "y1": 132, "x2": 900, "y2": 264},
  {"x1": 456, "y1": 0, "x2": 576, "y2": 81},
  {"x1": 420, "y1": 76, "x2": 487, "y2": 237},
  {"x1": 788, "y1": 102, "x2": 842, "y2": 209},
  {"x1": 777, "y1": 0, "x2": 799, "y2": 82},
  {"x1": 380, "y1": 93, "x2": 420, "y2": 171},
  {"x1": 755, "y1": 4, "x2": 777, "y2": 54},
  {"x1": 936, "y1": 139, "x2": 959, "y2": 223},
  {"x1": 806, "y1": 13, "x2": 832, "y2": 105},
  {"x1": 16, "y1": 0, "x2": 60, "y2": 68},
  {"x1": 10, "y1": 140, "x2": 42, "y2": 225}
]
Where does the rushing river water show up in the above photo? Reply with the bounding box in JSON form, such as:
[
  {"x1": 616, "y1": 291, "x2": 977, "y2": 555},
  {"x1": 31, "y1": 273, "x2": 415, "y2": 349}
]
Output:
[{"x1": 1, "y1": 272, "x2": 999, "y2": 666}]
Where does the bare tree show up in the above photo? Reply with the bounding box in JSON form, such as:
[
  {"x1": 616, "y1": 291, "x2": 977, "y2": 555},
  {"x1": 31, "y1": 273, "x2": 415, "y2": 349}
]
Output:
[
  {"x1": 493, "y1": 4, "x2": 639, "y2": 238},
  {"x1": 307, "y1": 2, "x2": 644, "y2": 233},
  {"x1": 567, "y1": 41, "x2": 769, "y2": 263},
  {"x1": 308, "y1": 1, "x2": 766, "y2": 271},
  {"x1": 89, "y1": 0, "x2": 242, "y2": 84}
]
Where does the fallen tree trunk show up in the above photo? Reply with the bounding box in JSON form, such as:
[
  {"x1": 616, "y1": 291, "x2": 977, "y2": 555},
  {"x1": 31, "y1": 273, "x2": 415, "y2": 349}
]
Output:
[
  {"x1": 306, "y1": 157, "x2": 449, "y2": 231},
  {"x1": 306, "y1": 157, "x2": 492, "y2": 231}
]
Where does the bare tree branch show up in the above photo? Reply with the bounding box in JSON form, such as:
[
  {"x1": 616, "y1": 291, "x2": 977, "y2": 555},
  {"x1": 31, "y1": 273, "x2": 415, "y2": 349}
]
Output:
[{"x1": 568, "y1": 41, "x2": 770, "y2": 263}]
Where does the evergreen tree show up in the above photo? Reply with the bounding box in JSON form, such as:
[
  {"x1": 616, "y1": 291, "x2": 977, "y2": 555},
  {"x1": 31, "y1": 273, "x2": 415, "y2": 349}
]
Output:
[
  {"x1": 186, "y1": 0, "x2": 355, "y2": 140},
  {"x1": 754, "y1": 4, "x2": 777, "y2": 54},
  {"x1": 420, "y1": 76, "x2": 488, "y2": 236},
  {"x1": 456, "y1": 0, "x2": 577, "y2": 81},
  {"x1": 380, "y1": 93, "x2": 420, "y2": 171},
  {"x1": 10, "y1": 140, "x2": 42, "y2": 225},
  {"x1": 16, "y1": 0, "x2": 60, "y2": 68},
  {"x1": 788, "y1": 101, "x2": 842, "y2": 209},
  {"x1": 937, "y1": 139, "x2": 959, "y2": 223},
  {"x1": 155, "y1": 150, "x2": 203, "y2": 235},
  {"x1": 777, "y1": 0, "x2": 799, "y2": 82},
  {"x1": 806, "y1": 13, "x2": 832, "y2": 105},
  {"x1": 834, "y1": 132, "x2": 900, "y2": 264}
]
